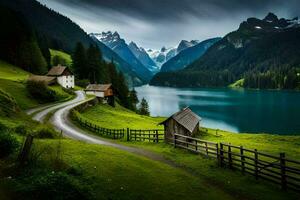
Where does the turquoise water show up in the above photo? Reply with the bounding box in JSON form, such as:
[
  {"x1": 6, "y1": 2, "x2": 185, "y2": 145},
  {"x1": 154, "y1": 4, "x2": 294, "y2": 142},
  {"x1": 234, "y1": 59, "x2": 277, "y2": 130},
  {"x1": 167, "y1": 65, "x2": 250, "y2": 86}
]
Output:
[{"x1": 135, "y1": 85, "x2": 300, "y2": 135}]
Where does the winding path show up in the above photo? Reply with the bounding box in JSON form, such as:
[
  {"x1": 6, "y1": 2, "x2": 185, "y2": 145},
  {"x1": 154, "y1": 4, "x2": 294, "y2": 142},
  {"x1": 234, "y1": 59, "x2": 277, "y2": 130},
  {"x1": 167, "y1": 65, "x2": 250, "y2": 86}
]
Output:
[
  {"x1": 29, "y1": 91, "x2": 246, "y2": 199},
  {"x1": 30, "y1": 91, "x2": 175, "y2": 165}
]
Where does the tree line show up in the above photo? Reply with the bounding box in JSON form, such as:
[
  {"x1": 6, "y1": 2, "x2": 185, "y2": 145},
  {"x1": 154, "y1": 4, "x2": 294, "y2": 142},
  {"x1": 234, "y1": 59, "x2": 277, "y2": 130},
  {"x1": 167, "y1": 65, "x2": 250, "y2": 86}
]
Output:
[
  {"x1": 72, "y1": 42, "x2": 149, "y2": 113},
  {"x1": 243, "y1": 67, "x2": 300, "y2": 89}
]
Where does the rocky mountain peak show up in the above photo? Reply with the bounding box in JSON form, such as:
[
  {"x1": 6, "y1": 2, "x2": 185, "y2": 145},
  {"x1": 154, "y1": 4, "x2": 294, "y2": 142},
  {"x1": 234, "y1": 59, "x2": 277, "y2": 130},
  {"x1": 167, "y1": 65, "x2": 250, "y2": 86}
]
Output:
[{"x1": 264, "y1": 12, "x2": 278, "y2": 22}]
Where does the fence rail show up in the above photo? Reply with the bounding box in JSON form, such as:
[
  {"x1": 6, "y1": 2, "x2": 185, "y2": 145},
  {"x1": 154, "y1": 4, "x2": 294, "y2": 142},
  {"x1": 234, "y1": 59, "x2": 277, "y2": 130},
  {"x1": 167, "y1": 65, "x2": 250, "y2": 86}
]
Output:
[
  {"x1": 129, "y1": 129, "x2": 164, "y2": 143},
  {"x1": 170, "y1": 133, "x2": 300, "y2": 192},
  {"x1": 77, "y1": 117, "x2": 125, "y2": 139}
]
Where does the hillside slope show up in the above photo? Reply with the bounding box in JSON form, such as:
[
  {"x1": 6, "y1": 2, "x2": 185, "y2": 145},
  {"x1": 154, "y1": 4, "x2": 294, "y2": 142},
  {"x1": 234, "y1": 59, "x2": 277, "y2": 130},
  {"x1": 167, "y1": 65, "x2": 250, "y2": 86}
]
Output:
[
  {"x1": 0, "y1": 0, "x2": 145, "y2": 86},
  {"x1": 160, "y1": 37, "x2": 221, "y2": 72}
]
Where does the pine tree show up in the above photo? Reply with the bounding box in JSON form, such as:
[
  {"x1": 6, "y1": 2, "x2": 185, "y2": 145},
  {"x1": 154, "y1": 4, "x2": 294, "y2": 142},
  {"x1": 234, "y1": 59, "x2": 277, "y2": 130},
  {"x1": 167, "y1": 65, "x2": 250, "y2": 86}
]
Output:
[
  {"x1": 129, "y1": 89, "x2": 139, "y2": 111},
  {"x1": 138, "y1": 98, "x2": 150, "y2": 116},
  {"x1": 72, "y1": 42, "x2": 87, "y2": 80}
]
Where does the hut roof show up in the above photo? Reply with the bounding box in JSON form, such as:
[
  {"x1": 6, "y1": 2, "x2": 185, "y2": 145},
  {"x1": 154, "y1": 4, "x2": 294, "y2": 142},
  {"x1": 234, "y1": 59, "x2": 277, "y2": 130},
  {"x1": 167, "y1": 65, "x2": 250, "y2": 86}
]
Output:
[
  {"x1": 47, "y1": 65, "x2": 71, "y2": 76},
  {"x1": 28, "y1": 75, "x2": 56, "y2": 84},
  {"x1": 159, "y1": 107, "x2": 201, "y2": 133},
  {"x1": 85, "y1": 84, "x2": 112, "y2": 92}
]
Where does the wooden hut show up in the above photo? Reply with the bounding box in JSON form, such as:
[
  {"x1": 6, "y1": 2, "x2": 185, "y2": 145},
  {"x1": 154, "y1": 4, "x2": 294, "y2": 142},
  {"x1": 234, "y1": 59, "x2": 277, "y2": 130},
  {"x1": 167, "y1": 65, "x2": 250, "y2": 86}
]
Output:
[
  {"x1": 159, "y1": 107, "x2": 201, "y2": 141},
  {"x1": 85, "y1": 84, "x2": 114, "y2": 106}
]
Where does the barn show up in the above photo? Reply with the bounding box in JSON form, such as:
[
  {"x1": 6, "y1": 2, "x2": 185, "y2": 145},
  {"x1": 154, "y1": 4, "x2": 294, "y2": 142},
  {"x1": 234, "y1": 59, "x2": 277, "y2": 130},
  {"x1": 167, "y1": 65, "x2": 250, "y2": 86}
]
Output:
[
  {"x1": 159, "y1": 107, "x2": 201, "y2": 141},
  {"x1": 85, "y1": 84, "x2": 114, "y2": 106}
]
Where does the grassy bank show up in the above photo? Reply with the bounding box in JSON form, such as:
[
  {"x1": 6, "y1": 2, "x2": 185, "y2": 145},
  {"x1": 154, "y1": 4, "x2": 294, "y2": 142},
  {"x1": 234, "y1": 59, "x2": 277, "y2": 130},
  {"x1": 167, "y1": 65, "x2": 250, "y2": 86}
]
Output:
[
  {"x1": 50, "y1": 49, "x2": 72, "y2": 67},
  {"x1": 75, "y1": 103, "x2": 300, "y2": 199},
  {"x1": 79, "y1": 103, "x2": 165, "y2": 129}
]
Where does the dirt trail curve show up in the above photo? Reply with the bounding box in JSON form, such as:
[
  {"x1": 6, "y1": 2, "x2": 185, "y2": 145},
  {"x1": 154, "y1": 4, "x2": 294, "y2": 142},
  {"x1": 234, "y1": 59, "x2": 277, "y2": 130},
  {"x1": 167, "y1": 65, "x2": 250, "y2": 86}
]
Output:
[
  {"x1": 30, "y1": 91, "x2": 174, "y2": 165},
  {"x1": 29, "y1": 91, "x2": 245, "y2": 200}
]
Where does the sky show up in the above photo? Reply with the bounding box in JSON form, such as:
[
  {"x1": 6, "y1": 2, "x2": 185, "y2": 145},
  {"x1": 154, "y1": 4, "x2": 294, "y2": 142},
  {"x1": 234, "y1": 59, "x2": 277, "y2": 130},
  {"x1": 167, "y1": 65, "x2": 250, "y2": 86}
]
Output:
[{"x1": 37, "y1": 0, "x2": 300, "y2": 50}]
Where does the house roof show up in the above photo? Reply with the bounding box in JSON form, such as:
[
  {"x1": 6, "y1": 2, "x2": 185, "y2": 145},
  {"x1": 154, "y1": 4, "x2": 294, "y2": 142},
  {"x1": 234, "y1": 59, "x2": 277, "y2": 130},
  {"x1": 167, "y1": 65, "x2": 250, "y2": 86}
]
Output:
[
  {"x1": 28, "y1": 75, "x2": 56, "y2": 84},
  {"x1": 47, "y1": 65, "x2": 71, "y2": 76},
  {"x1": 85, "y1": 84, "x2": 112, "y2": 91},
  {"x1": 159, "y1": 107, "x2": 201, "y2": 133}
]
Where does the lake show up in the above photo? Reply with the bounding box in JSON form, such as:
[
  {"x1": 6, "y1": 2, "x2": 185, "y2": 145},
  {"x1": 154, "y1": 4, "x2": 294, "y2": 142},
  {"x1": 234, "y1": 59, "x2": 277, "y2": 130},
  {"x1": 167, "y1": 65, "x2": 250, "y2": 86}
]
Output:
[{"x1": 135, "y1": 85, "x2": 300, "y2": 135}]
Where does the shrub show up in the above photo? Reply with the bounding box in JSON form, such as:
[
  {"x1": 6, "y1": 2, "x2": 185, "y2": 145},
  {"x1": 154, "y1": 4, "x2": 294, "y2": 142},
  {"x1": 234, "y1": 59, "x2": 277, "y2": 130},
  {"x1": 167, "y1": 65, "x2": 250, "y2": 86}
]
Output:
[
  {"x1": 0, "y1": 131, "x2": 20, "y2": 158},
  {"x1": 15, "y1": 125, "x2": 27, "y2": 135},
  {"x1": 33, "y1": 125, "x2": 60, "y2": 139},
  {"x1": 0, "y1": 89, "x2": 19, "y2": 116},
  {"x1": 16, "y1": 172, "x2": 93, "y2": 200},
  {"x1": 27, "y1": 80, "x2": 57, "y2": 103}
]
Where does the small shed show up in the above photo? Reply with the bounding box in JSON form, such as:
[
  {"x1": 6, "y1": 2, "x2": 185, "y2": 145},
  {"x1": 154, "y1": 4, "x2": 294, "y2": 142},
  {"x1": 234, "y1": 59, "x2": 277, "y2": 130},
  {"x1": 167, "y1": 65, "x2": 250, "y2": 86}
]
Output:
[
  {"x1": 85, "y1": 84, "x2": 114, "y2": 106},
  {"x1": 159, "y1": 107, "x2": 201, "y2": 140},
  {"x1": 47, "y1": 65, "x2": 75, "y2": 89}
]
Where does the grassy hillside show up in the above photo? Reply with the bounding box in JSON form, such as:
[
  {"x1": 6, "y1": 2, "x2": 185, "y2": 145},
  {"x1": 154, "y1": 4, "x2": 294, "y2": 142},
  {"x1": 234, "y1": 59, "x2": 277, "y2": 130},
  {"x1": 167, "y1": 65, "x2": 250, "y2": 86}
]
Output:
[
  {"x1": 78, "y1": 103, "x2": 300, "y2": 159},
  {"x1": 79, "y1": 103, "x2": 165, "y2": 129},
  {"x1": 2, "y1": 139, "x2": 236, "y2": 200},
  {"x1": 74, "y1": 103, "x2": 300, "y2": 199},
  {"x1": 50, "y1": 49, "x2": 72, "y2": 67}
]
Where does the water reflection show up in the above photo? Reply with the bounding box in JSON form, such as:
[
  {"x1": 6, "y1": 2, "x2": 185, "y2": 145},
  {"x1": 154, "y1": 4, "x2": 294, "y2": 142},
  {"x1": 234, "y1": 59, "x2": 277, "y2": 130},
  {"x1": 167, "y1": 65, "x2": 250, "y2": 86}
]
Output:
[{"x1": 135, "y1": 85, "x2": 300, "y2": 135}]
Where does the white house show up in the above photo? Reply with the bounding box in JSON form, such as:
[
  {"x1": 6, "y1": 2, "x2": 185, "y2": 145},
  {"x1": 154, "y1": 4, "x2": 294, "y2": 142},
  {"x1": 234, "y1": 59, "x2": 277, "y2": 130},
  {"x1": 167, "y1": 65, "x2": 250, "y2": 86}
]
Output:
[{"x1": 47, "y1": 65, "x2": 75, "y2": 89}]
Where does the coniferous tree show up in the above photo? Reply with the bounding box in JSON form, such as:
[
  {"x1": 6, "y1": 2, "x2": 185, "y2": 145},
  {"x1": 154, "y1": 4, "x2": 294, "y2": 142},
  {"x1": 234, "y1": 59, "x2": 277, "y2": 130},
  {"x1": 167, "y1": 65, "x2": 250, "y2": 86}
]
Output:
[
  {"x1": 86, "y1": 44, "x2": 102, "y2": 83},
  {"x1": 72, "y1": 42, "x2": 87, "y2": 80},
  {"x1": 129, "y1": 89, "x2": 139, "y2": 111},
  {"x1": 138, "y1": 98, "x2": 150, "y2": 116}
]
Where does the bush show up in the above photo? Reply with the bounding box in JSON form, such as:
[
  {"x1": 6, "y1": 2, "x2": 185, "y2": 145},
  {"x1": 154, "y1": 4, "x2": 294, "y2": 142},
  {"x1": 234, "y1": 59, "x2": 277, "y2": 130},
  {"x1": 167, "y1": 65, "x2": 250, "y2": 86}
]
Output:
[
  {"x1": 16, "y1": 172, "x2": 93, "y2": 200},
  {"x1": 0, "y1": 89, "x2": 19, "y2": 116},
  {"x1": 27, "y1": 80, "x2": 57, "y2": 103},
  {"x1": 15, "y1": 125, "x2": 27, "y2": 135},
  {"x1": 33, "y1": 125, "x2": 60, "y2": 139},
  {"x1": 0, "y1": 131, "x2": 20, "y2": 158}
]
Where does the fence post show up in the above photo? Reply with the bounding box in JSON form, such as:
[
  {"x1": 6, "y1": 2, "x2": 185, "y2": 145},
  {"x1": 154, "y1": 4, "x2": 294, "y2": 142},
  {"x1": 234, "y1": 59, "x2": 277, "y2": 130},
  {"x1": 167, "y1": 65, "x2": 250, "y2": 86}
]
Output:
[
  {"x1": 174, "y1": 134, "x2": 177, "y2": 148},
  {"x1": 240, "y1": 146, "x2": 245, "y2": 173},
  {"x1": 220, "y1": 143, "x2": 224, "y2": 167},
  {"x1": 228, "y1": 144, "x2": 232, "y2": 169},
  {"x1": 155, "y1": 130, "x2": 159, "y2": 143},
  {"x1": 280, "y1": 153, "x2": 287, "y2": 190},
  {"x1": 205, "y1": 142, "x2": 208, "y2": 156},
  {"x1": 216, "y1": 143, "x2": 219, "y2": 162},
  {"x1": 195, "y1": 140, "x2": 198, "y2": 152},
  {"x1": 113, "y1": 130, "x2": 116, "y2": 139},
  {"x1": 126, "y1": 128, "x2": 130, "y2": 141},
  {"x1": 18, "y1": 135, "x2": 34, "y2": 166},
  {"x1": 254, "y1": 149, "x2": 258, "y2": 180}
]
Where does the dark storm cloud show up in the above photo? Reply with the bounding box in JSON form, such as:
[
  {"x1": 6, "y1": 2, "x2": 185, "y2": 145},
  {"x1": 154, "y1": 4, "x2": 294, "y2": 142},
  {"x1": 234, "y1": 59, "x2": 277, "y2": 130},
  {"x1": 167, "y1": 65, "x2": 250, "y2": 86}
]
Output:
[{"x1": 37, "y1": 0, "x2": 300, "y2": 49}]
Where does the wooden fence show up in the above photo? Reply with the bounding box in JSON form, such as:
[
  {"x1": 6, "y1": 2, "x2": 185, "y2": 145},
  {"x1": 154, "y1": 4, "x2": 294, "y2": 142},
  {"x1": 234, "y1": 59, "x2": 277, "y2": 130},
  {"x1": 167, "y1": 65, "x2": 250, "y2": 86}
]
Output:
[
  {"x1": 77, "y1": 117, "x2": 125, "y2": 139},
  {"x1": 171, "y1": 134, "x2": 300, "y2": 192},
  {"x1": 128, "y1": 129, "x2": 165, "y2": 143}
]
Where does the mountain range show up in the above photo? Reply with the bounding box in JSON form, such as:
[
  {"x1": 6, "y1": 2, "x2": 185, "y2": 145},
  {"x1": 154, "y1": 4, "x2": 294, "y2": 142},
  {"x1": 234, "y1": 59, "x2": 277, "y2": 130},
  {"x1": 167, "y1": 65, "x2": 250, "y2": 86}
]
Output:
[
  {"x1": 90, "y1": 32, "x2": 153, "y2": 82},
  {"x1": 160, "y1": 38, "x2": 221, "y2": 72},
  {"x1": 147, "y1": 40, "x2": 200, "y2": 68},
  {"x1": 150, "y1": 13, "x2": 300, "y2": 88}
]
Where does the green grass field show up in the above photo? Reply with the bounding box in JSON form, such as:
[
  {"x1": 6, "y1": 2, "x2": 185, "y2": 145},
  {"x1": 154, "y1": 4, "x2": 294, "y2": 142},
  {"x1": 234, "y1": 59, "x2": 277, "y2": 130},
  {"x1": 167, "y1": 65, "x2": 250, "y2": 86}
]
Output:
[
  {"x1": 0, "y1": 61, "x2": 30, "y2": 82},
  {"x1": 79, "y1": 103, "x2": 165, "y2": 129},
  {"x1": 0, "y1": 138, "x2": 241, "y2": 200},
  {"x1": 75, "y1": 102, "x2": 300, "y2": 199},
  {"x1": 50, "y1": 49, "x2": 72, "y2": 67}
]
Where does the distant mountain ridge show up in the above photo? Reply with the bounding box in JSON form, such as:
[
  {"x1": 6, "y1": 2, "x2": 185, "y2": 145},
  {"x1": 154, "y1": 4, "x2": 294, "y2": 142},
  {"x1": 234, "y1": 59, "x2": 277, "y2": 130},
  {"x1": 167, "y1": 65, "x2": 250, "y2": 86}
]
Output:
[
  {"x1": 90, "y1": 32, "x2": 153, "y2": 81},
  {"x1": 150, "y1": 13, "x2": 300, "y2": 88},
  {"x1": 160, "y1": 37, "x2": 221, "y2": 72},
  {"x1": 128, "y1": 42, "x2": 159, "y2": 73},
  {"x1": 147, "y1": 40, "x2": 200, "y2": 68}
]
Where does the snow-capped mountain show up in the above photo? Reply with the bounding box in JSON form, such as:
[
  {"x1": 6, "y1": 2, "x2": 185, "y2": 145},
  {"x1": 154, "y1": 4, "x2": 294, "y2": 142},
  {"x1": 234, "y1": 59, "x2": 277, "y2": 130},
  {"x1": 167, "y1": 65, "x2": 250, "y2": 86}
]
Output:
[
  {"x1": 177, "y1": 40, "x2": 199, "y2": 53},
  {"x1": 128, "y1": 42, "x2": 159, "y2": 73},
  {"x1": 147, "y1": 40, "x2": 199, "y2": 68},
  {"x1": 90, "y1": 31, "x2": 153, "y2": 81}
]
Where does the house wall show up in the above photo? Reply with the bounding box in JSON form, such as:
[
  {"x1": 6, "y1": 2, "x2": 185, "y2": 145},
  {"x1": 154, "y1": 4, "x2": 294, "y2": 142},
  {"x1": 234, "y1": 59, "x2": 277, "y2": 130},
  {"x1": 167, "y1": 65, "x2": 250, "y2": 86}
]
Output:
[
  {"x1": 164, "y1": 119, "x2": 192, "y2": 141},
  {"x1": 85, "y1": 91, "x2": 105, "y2": 98},
  {"x1": 57, "y1": 75, "x2": 75, "y2": 89}
]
